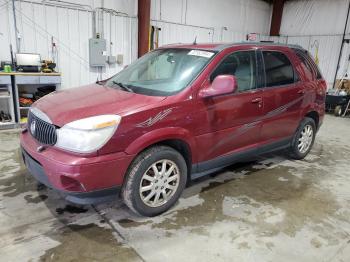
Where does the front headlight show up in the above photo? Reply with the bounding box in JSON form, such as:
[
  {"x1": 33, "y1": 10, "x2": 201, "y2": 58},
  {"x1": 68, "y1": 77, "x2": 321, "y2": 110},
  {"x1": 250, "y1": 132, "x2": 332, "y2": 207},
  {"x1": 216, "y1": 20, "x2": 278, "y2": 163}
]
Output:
[{"x1": 56, "y1": 115, "x2": 121, "y2": 153}]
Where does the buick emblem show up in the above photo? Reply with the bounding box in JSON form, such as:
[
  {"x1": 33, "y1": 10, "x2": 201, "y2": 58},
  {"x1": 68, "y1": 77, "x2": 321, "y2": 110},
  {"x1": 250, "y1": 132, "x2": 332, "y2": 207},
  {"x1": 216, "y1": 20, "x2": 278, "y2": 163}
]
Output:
[{"x1": 30, "y1": 120, "x2": 36, "y2": 135}]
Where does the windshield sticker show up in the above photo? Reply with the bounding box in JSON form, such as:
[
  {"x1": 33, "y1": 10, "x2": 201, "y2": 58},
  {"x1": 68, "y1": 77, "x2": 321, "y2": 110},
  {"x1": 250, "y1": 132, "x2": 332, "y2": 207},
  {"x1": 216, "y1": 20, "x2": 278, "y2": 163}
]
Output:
[{"x1": 188, "y1": 50, "x2": 214, "y2": 58}]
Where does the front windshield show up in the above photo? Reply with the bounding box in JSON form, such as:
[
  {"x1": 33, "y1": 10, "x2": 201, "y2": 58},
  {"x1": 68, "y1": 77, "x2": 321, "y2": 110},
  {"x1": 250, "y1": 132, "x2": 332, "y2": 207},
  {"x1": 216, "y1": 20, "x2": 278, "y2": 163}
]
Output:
[{"x1": 106, "y1": 48, "x2": 216, "y2": 96}]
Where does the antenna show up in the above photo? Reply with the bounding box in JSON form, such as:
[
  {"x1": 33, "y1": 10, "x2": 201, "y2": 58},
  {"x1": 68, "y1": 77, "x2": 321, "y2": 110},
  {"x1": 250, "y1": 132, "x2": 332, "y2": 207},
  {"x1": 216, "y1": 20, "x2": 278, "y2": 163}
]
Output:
[{"x1": 193, "y1": 36, "x2": 197, "y2": 45}]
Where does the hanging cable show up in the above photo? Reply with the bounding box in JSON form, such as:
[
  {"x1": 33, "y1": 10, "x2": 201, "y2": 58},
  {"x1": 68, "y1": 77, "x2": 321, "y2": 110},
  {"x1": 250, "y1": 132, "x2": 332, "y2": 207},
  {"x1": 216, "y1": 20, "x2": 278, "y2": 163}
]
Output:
[
  {"x1": 94, "y1": 7, "x2": 128, "y2": 17},
  {"x1": 14, "y1": 6, "x2": 90, "y2": 66}
]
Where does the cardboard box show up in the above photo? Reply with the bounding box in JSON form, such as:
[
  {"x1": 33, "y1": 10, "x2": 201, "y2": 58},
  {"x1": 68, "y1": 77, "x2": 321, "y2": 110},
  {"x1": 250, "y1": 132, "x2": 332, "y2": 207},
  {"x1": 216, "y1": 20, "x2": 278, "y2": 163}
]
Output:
[{"x1": 335, "y1": 79, "x2": 350, "y2": 93}]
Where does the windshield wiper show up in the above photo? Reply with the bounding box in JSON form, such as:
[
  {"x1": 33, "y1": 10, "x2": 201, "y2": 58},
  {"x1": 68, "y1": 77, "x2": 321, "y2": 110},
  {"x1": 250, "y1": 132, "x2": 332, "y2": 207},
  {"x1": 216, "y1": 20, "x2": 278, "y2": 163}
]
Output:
[{"x1": 112, "y1": 81, "x2": 134, "y2": 93}]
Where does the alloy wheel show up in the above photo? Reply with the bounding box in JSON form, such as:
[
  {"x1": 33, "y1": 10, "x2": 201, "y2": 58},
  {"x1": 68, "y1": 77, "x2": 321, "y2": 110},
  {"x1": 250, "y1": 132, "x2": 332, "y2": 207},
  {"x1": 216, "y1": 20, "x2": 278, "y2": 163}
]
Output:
[
  {"x1": 298, "y1": 124, "x2": 313, "y2": 154},
  {"x1": 139, "y1": 159, "x2": 180, "y2": 207}
]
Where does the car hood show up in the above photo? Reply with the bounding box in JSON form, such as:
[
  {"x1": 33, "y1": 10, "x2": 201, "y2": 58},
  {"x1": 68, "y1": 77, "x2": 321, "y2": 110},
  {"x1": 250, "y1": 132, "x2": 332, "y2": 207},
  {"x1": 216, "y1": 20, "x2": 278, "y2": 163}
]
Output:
[{"x1": 33, "y1": 84, "x2": 166, "y2": 127}]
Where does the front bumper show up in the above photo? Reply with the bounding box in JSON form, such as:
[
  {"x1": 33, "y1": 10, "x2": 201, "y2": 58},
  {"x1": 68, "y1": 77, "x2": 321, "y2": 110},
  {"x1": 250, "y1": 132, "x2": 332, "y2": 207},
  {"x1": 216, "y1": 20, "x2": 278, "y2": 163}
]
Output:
[{"x1": 20, "y1": 131, "x2": 135, "y2": 205}]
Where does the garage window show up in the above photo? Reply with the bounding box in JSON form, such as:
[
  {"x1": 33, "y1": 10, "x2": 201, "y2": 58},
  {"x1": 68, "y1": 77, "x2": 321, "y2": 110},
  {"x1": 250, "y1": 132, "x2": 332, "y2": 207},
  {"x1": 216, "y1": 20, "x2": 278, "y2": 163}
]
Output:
[{"x1": 262, "y1": 51, "x2": 295, "y2": 87}]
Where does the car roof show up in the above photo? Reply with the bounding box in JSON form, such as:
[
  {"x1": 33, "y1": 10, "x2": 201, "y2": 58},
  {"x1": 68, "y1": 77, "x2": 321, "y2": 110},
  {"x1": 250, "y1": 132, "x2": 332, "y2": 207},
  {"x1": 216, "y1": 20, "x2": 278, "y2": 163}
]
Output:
[{"x1": 159, "y1": 42, "x2": 304, "y2": 52}]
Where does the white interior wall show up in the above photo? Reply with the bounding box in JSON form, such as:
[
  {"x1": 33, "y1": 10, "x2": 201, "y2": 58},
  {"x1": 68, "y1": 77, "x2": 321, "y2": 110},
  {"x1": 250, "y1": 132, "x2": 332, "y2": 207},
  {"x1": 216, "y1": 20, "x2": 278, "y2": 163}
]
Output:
[
  {"x1": 1, "y1": 0, "x2": 272, "y2": 89},
  {"x1": 3, "y1": 0, "x2": 347, "y2": 91},
  {"x1": 102, "y1": 0, "x2": 137, "y2": 16},
  {"x1": 274, "y1": 0, "x2": 350, "y2": 88},
  {"x1": 280, "y1": 0, "x2": 348, "y2": 36},
  {"x1": 151, "y1": 0, "x2": 272, "y2": 44},
  {"x1": 151, "y1": 20, "x2": 214, "y2": 46},
  {"x1": 0, "y1": 0, "x2": 137, "y2": 89}
]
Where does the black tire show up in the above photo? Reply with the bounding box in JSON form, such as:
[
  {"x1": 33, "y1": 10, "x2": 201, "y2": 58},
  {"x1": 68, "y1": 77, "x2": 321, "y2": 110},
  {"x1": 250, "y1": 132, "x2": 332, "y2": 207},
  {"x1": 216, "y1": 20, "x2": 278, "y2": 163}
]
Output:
[
  {"x1": 289, "y1": 117, "x2": 316, "y2": 160},
  {"x1": 122, "y1": 146, "x2": 187, "y2": 217},
  {"x1": 334, "y1": 105, "x2": 343, "y2": 117}
]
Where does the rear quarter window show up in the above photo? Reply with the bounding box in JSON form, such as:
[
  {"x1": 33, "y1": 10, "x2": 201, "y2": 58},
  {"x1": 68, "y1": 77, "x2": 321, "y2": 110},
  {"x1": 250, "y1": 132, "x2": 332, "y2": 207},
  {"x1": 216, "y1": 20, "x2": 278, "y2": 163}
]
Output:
[{"x1": 294, "y1": 49, "x2": 322, "y2": 80}]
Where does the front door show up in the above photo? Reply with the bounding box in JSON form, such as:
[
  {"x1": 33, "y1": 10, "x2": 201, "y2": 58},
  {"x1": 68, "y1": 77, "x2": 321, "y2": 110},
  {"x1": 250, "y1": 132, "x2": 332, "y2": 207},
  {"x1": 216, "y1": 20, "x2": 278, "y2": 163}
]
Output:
[{"x1": 194, "y1": 50, "x2": 264, "y2": 164}]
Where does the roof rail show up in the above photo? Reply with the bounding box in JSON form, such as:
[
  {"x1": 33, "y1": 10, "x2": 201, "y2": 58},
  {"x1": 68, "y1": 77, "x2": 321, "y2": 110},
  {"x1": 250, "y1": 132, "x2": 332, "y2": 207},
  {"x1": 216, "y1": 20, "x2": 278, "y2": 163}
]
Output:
[{"x1": 215, "y1": 42, "x2": 306, "y2": 51}]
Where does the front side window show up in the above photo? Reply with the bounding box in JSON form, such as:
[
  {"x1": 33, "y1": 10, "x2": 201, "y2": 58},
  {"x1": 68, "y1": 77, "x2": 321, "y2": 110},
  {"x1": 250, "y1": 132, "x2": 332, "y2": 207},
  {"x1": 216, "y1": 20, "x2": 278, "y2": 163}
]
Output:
[
  {"x1": 211, "y1": 51, "x2": 256, "y2": 92},
  {"x1": 106, "y1": 48, "x2": 215, "y2": 96},
  {"x1": 262, "y1": 51, "x2": 295, "y2": 87}
]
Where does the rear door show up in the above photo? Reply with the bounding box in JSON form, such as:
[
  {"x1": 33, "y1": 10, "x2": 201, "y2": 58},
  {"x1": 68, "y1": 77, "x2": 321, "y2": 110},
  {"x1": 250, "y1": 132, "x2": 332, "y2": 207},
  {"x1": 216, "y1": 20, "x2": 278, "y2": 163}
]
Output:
[
  {"x1": 259, "y1": 48, "x2": 305, "y2": 144},
  {"x1": 194, "y1": 49, "x2": 264, "y2": 164}
]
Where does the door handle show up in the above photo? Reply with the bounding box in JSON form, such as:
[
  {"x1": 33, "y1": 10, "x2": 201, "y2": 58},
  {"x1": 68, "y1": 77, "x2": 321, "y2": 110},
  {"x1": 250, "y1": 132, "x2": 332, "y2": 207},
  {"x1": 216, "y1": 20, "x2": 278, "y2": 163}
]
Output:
[
  {"x1": 251, "y1": 97, "x2": 262, "y2": 103},
  {"x1": 297, "y1": 90, "x2": 305, "y2": 95}
]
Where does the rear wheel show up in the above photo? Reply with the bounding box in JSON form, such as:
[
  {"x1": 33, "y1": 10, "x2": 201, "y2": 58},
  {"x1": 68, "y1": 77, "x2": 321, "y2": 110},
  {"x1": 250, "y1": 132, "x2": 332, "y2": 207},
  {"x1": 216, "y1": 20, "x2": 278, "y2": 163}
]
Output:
[
  {"x1": 334, "y1": 105, "x2": 343, "y2": 116},
  {"x1": 122, "y1": 146, "x2": 187, "y2": 217},
  {"x1": 289, "y1": 117, "x2": 316, "y2": 160}
]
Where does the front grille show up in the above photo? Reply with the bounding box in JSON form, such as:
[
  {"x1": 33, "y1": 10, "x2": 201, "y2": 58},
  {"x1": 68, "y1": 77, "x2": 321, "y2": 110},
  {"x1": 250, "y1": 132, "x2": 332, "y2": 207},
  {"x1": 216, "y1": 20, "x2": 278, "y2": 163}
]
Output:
[{"x1": 28, "y1": 110, "x2": 57, "y2": 145}]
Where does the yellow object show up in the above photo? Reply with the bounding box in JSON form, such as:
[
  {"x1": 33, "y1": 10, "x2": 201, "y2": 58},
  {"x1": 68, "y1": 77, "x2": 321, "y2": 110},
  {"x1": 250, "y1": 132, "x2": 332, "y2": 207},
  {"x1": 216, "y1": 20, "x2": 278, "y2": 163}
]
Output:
[
  {"x1": 20, "y1": 117, "x2": 28, "y2": 123},
  {"x1": 315, "y1": 46, "x2": 319, "y2": 65},
  {"x1": 311, "y1": 40, "x2": 320, "y2": 66}
]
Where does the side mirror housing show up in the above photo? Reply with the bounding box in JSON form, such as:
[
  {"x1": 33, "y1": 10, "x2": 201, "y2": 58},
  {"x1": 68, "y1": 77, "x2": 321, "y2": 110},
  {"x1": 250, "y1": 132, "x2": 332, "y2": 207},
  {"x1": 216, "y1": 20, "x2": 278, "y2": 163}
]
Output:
[{"x1": 199, "y1": 75, "x2": 237, "y2": 98}]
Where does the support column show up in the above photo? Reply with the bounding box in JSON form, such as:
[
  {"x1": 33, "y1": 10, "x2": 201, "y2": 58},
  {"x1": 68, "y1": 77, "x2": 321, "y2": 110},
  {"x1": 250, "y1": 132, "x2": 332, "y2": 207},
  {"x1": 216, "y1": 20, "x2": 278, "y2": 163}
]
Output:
[
  {"x1": 138, "y1": 0, "x2": 151, "y2": 57},
  {"x1": 270, "y1": 0, "x2": 285, "y2": 36}
]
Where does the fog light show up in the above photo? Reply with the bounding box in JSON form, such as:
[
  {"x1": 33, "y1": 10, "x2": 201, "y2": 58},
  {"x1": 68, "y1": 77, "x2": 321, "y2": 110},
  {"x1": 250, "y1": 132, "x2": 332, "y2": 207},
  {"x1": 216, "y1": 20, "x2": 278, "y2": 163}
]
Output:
[{"x1": 60, "y1": 175, "x2": 84, "y2": 192}]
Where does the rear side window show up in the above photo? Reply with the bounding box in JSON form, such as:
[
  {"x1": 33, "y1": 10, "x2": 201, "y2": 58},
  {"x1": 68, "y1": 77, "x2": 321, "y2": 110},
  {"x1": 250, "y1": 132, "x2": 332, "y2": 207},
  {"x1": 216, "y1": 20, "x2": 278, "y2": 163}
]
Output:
[
  {"x1": 294, "y1": 49, "x2": 322, "y2": 80},
  {"x1": 262, "y1": 51, "x2": 295, "y2": 87},
  {"x1": 211, "y1": 51, "x2": 256, "y2": 92}
]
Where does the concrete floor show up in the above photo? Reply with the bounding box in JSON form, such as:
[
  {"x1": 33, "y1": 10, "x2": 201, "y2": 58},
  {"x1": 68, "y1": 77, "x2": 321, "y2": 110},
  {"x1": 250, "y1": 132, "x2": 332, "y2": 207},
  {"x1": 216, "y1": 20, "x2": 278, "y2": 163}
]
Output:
[{"x1": 1, "y1": 115, "x2": 350, "y2": 262}]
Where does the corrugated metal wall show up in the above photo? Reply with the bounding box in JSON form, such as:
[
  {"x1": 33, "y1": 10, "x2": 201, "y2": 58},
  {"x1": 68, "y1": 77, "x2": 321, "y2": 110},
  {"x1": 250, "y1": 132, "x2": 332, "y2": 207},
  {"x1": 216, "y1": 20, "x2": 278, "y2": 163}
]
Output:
[
  {"x1": 151, "y1": 0, "x2": 272, "y2": 35},
  {"x1": 151, "y1": 20, "x2": 214, "y2": 46},
  {"x1": 1, "y1": 0, "x2": 348, "y2": 91},
  {"x1": 150, "y1": 0, "x2": 271, "y2": 46},
  {"x1": 0, "y1": 0, "x2": 137, "y2": 89},
  {"x1": 277, "y1": 0, "x2": 350, "y2": 89}
]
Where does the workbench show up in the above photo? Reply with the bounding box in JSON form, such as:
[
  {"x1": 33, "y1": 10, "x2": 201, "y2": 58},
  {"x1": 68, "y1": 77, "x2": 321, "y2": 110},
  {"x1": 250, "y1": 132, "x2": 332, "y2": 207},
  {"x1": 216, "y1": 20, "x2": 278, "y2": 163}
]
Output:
[{"x1": 0, "y1": 72, "x2": 61, "y2": 129}]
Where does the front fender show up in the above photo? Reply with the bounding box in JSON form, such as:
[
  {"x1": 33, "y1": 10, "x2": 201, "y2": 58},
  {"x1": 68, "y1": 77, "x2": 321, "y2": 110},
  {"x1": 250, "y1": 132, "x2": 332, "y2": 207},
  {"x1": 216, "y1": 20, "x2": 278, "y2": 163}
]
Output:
[{"x1": 124, "y1": 127, "x2": 197, "y2": 162}]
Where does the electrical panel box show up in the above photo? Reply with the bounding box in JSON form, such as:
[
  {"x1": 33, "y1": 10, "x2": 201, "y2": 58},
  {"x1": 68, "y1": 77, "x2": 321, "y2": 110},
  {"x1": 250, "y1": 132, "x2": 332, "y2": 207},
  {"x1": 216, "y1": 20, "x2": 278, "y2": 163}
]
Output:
[{"x1": 89, "y1": 38, "x2": 106, "y2": 67}]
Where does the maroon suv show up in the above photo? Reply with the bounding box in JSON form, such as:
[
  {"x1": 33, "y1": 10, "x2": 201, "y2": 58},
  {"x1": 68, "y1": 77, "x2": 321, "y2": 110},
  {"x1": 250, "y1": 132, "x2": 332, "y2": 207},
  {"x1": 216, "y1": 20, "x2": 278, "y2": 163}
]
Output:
[{"x1": 20, "y1": 42, "x2": 326, "y2": 216}]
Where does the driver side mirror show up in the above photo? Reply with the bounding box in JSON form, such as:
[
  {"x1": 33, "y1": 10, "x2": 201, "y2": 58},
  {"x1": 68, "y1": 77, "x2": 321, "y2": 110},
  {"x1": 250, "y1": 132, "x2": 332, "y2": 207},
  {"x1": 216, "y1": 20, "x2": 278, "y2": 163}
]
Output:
[{"x1": 199, "y1": 75, "x2": 237, "y2": 98}]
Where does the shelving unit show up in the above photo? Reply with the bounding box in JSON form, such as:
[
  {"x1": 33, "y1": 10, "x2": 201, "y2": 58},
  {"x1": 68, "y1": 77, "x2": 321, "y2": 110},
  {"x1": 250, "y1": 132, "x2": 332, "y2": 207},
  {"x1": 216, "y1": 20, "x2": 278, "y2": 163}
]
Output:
[
  {"x1": 0, "y1": 75, "x2": 16, "y2": 129},
  {"x1": 0, "y1": 72, "x2": 61, "y2": 129}
]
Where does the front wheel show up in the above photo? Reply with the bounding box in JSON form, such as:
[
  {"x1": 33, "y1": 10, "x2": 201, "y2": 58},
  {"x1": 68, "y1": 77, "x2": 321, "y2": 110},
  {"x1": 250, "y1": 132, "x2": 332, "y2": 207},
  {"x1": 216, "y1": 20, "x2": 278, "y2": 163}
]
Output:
[
  {"x1": 289, "y1": 117, "x2": 316, "y2": 160},
  {"x1": 122, "y1": 146, "x2": 187, "y2": 217}
]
